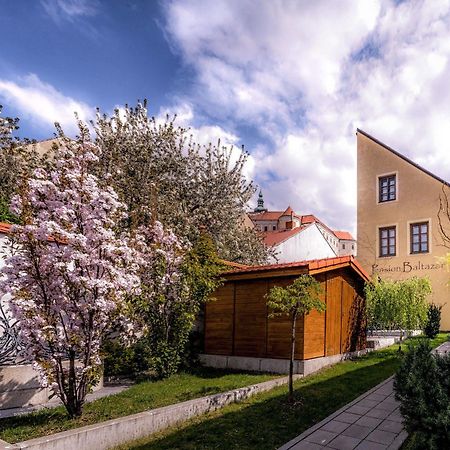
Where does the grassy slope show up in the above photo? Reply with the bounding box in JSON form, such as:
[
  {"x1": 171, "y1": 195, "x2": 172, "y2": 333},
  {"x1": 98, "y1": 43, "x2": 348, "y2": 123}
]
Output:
[
  {"x1": 118, "y1": 334, "x2": 448, "y2": 450},
  {"x1": 0, "y1": 368, "x2": 276, "y2": 444}
]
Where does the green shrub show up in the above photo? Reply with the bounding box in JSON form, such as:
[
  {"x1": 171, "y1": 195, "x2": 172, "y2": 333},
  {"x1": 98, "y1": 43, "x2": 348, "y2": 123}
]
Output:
[
  {"x1": 102, "y1": 331, "x2": 202, "y2": 379},
  {"x1": 424, "y1": 304, "x2": 442, "y2": 339},
  {"x1": 394, "y1": 339, "x2": 450, "y2": 449},
  {"x1": 365, "y1": 277, "x2": 430, "y2": 333},
  {"x1": 102, "y1": 338, "x2": 153, "y2": 379}
]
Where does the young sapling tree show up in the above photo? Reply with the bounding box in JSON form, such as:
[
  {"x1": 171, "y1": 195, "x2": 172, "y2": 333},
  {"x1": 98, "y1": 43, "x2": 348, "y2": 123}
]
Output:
[{"x1": 266, "y1": 275, "x2": 325, "y2": 402}]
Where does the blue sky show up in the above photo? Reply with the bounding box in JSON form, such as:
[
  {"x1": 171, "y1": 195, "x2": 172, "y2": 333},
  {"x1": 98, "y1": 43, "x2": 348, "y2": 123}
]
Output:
[{"x1": 2, "y1": 0, "x2": 450, "y2": 234}]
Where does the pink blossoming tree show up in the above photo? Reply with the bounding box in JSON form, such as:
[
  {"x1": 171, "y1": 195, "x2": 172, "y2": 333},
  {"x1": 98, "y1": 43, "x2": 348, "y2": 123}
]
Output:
[{"x1": 0, "y1": 131, "x2": 140, "y2": 417}]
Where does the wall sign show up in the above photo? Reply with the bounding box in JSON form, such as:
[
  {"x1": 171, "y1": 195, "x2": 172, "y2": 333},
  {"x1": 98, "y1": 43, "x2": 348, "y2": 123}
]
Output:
[{"x1": 374, "y1": 260, "x2": 446, "y2": 274}]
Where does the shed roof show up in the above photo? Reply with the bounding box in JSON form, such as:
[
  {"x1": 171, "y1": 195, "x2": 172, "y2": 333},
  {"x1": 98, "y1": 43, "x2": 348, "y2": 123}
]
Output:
[{"x1": 222, "y1": 255, "x2": 370, "y2": 282}]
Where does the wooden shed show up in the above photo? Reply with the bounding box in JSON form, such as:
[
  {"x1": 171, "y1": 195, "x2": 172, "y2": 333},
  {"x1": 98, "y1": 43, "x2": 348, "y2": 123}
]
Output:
[{"x1": 202, "y1": 256, "x2": 369, "y2": 374}]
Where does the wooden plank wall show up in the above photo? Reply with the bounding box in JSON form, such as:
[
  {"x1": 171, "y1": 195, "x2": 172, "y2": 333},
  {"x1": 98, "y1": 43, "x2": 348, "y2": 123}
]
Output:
[
  {"x1": 325, "y1": 273, "x2": 342, "y2": 356},
  {"x1": 234, "y1": 279, "x2": 268, "y2": 357},
  {"x1": 266, "y1": 277, "x2": 304, "y2": 360},
  {"x1": 340, "y1": 272, "x2": 366, "y2": 353},
  {"x1": 205, "y1": 269, "x2": 366, "y2": 360},
  {"x1": 324, "y1": 270, "x2": 366, "y2": 356},
  {"x1": 204, "y1": 282, "x2": 234, "y2": 355},
  {"x1": 303, "y1": 275, "x2": 326, "y2": 359}
]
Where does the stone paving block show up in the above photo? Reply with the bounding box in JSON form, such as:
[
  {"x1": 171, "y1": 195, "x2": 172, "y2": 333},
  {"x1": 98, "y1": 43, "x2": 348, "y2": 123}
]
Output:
[
  {"x1": 335, "y1": 412, "x2": 362, "y2": 424},
  {"x1": 346, "y1": 405, "x2": 371, "y2": 415},
  {"x1": 387, "y1": 430, "x2": 408, "y2": 450},
  {"x1": 375, "y1": 402, "x2": 397, "y2": 413},
  {"x1": 354, "y1": 441, "x2": 388, "y2": 450},
  {"x1": 366, "y1": 429, "x2": 397, "y2": 445},
  {"x1": 291, "y1": 440, "x2": 324, "y2": 450},
  {"x1": 376, "y1": 389, "x2": 392, "y2": 397},
  {"x1": 356, "y1": 399, "x2": 381, "y2": 408},
  {"x1": 385, "y1": 410, "x2": 403, "y2": 423},
  {"x1": 382, "y1": 397, "x2": 399, "y2": 406},
  {"x1": 377, "y1": 420, "x2": 403, "y2": 434},
  {"x1": 305, "y1": 429, "x2": 337, "y2": 446},
  {"x1": 322, "y1": 420, "x2": 350, "y2": 434},
  {"x1": 342, "y1": 424, "x2": 372, "y2": 439},
  {"x1": 365, "y1": 393, "x2": 388, "y2": 402},
  {"x1": 365, "y1": 408, "x2": 391, "y2": 420},
  {"x1": 354, "y1": 416, "x2": 383, "y2": 430},
  {"x1": 327, "y1": 434, "x2": 361, "y2": 450}
]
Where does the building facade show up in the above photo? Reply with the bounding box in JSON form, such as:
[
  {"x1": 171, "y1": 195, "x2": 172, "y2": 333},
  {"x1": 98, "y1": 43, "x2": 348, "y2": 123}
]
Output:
[{"x1": 357, "y1": 129, "x2": 450, "y2": 329}]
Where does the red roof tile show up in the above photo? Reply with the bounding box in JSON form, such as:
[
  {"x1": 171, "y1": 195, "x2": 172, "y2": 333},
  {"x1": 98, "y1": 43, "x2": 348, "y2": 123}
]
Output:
[
  {"x1": 281, "y1": 206, "x2": 294, "y2": 216},
  {"x1": 223, "y1": 255, "x2": 370, "y2": 281},
  {"x1": 263, "y1": 226, "x2": 305, "y2": 246},
  {"x1": 248, "y1": 211, "x2": 284, "y2": 221},
  {"x1": 300, "y1": 214, "x2": 317, "y2": 224},
  {"x1": 0, "y1": 223, "x2": 12, "y2": 234},
  {"x1": 0, "y1": 222, "x2": 66, "y2": 244},
  {"x1": 334, "y1": 230, "x2": 354, "y2": 240}
]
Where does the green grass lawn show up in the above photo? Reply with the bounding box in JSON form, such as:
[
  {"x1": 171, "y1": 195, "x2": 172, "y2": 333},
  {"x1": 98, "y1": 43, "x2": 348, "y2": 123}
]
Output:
[
  {"x1": 0, "y1": 368, "x2": 276, "y2": 444},
  {"x1": 116, "y1": 334, "x2": 448, "y2": 450}
]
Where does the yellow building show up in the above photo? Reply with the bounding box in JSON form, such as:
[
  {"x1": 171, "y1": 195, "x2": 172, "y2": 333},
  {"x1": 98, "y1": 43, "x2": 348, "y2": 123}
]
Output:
[{"x1": 357, "y1": 129, "x2": 450, "y2": 330}]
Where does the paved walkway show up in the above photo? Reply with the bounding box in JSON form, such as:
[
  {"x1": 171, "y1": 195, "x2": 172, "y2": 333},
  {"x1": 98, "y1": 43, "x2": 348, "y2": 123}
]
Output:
[
  {"x1": 434, "y1": 340, "x2": 450, "y2": 355},
  {"x1": 280, "y1": 340, "x2": 450, "y2": 450},
  {"x1": 279, "y1": 377, "x2": 406, "y2": 450},
  {"x1": 0, "y1": 384, "x2": 131, "y2": 419}
]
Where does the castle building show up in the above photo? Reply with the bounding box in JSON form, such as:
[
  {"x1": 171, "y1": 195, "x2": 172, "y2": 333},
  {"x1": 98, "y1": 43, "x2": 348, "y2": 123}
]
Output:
[
  {"x1": 249, "y1": 192, "x2": 356, "y2": 263},
  {"x1": 357, "y1": 129, "x2": 450, "y2": 329}
]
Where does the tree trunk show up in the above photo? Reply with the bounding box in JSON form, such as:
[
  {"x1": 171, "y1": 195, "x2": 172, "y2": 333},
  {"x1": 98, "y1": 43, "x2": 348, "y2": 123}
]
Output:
[
  {"x1": 66, "y1": 351, "x2": 83, "y2": 418},
  {"x1": 289, "y1": 310, "x2": 297, "y2": 402}
]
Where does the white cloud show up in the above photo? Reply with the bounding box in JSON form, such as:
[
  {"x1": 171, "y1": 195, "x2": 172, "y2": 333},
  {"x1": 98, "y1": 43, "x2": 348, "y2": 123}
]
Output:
[
  {"x1": 0, "y1": 73, "x2": 93, "y2": 135},
  {"x1": 162, "y1": 0, "x2": 450, "y2": 234},
  {"x1": 41, "y1": 0, "x2": 99, "y2": 23}
]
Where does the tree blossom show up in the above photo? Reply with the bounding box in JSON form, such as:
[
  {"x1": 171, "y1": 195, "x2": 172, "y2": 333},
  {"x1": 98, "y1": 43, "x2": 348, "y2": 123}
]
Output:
[
  {"x1": 131, "y1": 221, "x2": 188, "y2": 377},
  {"x1": 89, "y1": 101, "x2": 272, "y2": 264},
  {"x1": 0, "y1": 132, "x2": 140, "y2": 417}
]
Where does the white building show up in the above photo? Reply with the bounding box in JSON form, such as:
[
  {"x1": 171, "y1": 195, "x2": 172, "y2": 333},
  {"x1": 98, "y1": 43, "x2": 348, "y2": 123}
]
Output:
[{"x1": 249, "y1": 192, "x2": 356, "y2": 263}]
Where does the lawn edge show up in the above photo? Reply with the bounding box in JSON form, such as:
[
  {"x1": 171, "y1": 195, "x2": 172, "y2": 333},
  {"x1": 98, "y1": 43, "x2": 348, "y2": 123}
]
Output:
[{"x1": 7, "y1": 375, "x2": 297, "y2": 450}]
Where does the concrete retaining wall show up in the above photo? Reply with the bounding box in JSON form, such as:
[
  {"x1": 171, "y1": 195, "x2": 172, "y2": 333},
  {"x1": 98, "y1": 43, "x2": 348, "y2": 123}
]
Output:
[
  {"x1": 198, "y1": 354, "x2": 304, "y2": 374},
  {"x1": 200, "y1": 350, "x2": 368, "y2": 376},
  {"x1": 366, "y1": 330, "x2": 422, "y2": 350},
  {"x1": 3, "y1": 376, "x2": 295, "y2": 450},
  {"x1": 0, "y1": 364, "x2": 103, "y2": 410}
]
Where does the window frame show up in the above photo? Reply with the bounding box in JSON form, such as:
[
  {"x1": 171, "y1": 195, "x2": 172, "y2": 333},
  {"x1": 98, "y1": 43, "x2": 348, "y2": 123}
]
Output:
[
  {"x1": 378, "y1": 174, "x2": 397, "y2": 203},
  {"x1": 379, "y1": 226, "x2": 396, "y2": 257},
  {"x1": 410, "y1": 221, "x2": 429, "y2": 254}
]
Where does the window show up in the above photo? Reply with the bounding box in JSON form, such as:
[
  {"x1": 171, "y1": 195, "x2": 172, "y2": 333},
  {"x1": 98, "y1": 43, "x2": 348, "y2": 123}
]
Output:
[
  {"x1": 272, "y1": 225, "x2": 276, "y2": 231},
  {"x1": 352, "y1": 244, "x2": 354, "y2": 250},
  {"x1": 410, "y1": 222, "x2": 429, "y2": 254},
  {"x1": 379, "y1": 226, "x2": 396, "y2": 257},
  {"x1": 342, "y1": 244, "x2": 346, "y2": 249},
  {"x1": 379, "y1": 174, "x2": 396, "y2": 202},
  {"x1": 264, "y1": 226, "x2": 268, "y2": 232}
]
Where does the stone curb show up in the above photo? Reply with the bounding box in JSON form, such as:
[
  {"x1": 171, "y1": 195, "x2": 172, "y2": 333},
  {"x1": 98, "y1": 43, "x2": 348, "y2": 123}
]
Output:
[
  {"x1": 278, "y1": 376, "x2": 396, "y2": 450},
  {"x1": 5, "y1": 375, "x2": 300, "y2": 450},
  {"x1": 0, "y1": 438, "x2": 19, "y2": 450}
]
